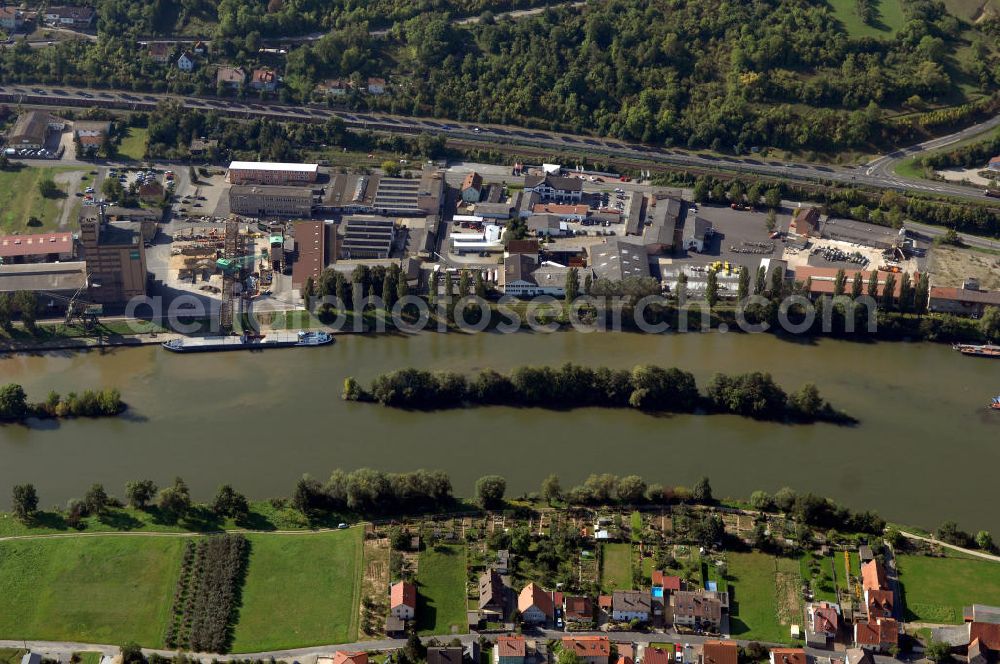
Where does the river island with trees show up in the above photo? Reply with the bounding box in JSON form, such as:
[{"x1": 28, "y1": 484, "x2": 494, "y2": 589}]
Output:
[
  {"x1": 342, "y1": 363, "x2": 851, "y2": 424},
  {"x1": 0, "y1": 383, "x2": 125, "y2": 424}
]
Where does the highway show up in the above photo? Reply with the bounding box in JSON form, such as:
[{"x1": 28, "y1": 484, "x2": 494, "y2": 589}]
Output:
[{"x1": 2, "y1": 83, "x2": 999, "y2": 205}]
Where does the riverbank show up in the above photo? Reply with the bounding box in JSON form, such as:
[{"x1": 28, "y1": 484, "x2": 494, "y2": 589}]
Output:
[{"x1": 1, "y1": 331, "x2": 998, "y2": 534}]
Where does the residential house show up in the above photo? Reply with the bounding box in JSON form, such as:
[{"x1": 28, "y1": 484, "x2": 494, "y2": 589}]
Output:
[
  {"x1": 790, "y1": 207, "x2": 821, "y2": 237},
  {"x1": 146, "y1": 42, "x2": 174, "y2": 65},
  {"x1": 564, "y1": 596, "x2": 594, "y2": 624},
  {"x1": 479, "y1": 569, "x2": 507, "y2": 616},
  {"x1": 866, "y1": 589, "x2": 894, "y2": 620},
  {"x1": 427, "y1": 647, "x2": 464, "y2": 664},
  {"x1": 843, "y1": 649, "x2": 874, "y2": 664},
  {"x1": 177, "y1": 51, "x2": 196, "y2": 72},
  {"x1": 0, "y1": 7, "x2": 25, "y2": 31},
  {"x1": 642, "y1": 648, "x2": 672, "y2": 664},
  {"x1": 461, "y1": 172, "x2": 484, "y2": 203},
  {"x1": 682, "y1": 215, "x2": 713, "y2": 252},
  {"x1": 854, "y1": 618, "x2": 898, "y2": 653},
  {"x1": 672, "y1": 590, "x2": 724, "y2": 632},
  {"x1": 702, "y1": 641, "x2": 738, "y2": 664},
  {"x1": 598, "y1": 595, "x2": 613, "y2": 616},
  {"x1": 518, "y1": 582, "x2": 554, "y2": 624},
  {"x1": 217, "y1": 66, "x2": 247, "y2": 89},
  {"x1": 250, "y1": 68, "x2": 279, "y2": 92},
  {"x1": 523, "y1": 174, "x2": 584, "y2": 203},
  {"x1": 526, "y1": 213, "x2": 568, "y2": 237},
  {"x1": 561, "y1": 637, "x2": 610, "y2": 664},
  {"x1": 317, "y1": 79, "x2": 350, "y2": 97},
  {"x1": 367, "y1": 77, "x2": 387, "y2": 94},
  {"x1": 73, "y1": 120, "x2": 111, "y2": 157},
  {"x1": 807, "y1": 602, "x2": 841, "y2": 645},
  {"x1": 861, "y1": 560, "x2": 888, "y2": 592},
  {"x1": 43, "y1": 6, "x2": 95, "y2": 27},
  {"x1": 390, "y1": 581, "x2": 416, "y2": 621},
  {"x1": 532, "y1": 203, "x2": 589, "y2": 221},
  {"x1": 320, "y1": 652, "x2": 368, "y2": 664},
  {"x1": 928, "y1": 278, "x2": 1000, "y2": 317},
  {"x1": 501, "y1": 254, "x2": 567, "y2": 298},
  {"x1": 612, "y1": 590, "x2": 652, "y2": 623},
  {"x1": 495, "y1": 636, "x2": 527, "y2": 664},
  {"x1": 651, "y1": 571, "x2": 683, "y2": 593},
  {"x1": 858, "y1": 545, "x2": 874, "y2": 564},
  {"x1": 988, "y1": 156, "x2": 1000, "y2": 172},
  {"x1": 769, "y1": 649, "x2": 808, "y2": 664}
]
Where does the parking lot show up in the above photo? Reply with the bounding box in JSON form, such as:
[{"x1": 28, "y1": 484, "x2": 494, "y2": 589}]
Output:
[{"x1": 674, "y1": 203, "x2": 792, "y2": 270}]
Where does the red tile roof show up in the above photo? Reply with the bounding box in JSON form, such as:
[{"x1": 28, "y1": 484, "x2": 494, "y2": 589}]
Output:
[
  {"x1": 770, "y1": 649, "x2": 807, "y2": 664},
  {"x1": 562, "y1": 637, "x2": 610, "y2": 658},
  {"x1": 598, "y1": 595, "x2": 612, "y2": 609},
  {"x1": 866, "y1": 589, "x2": 894, "y2": 619},
  {"x1": 929, "y1": 286, "x2": 1000, "y2": 307},
  {"x1": 533, "y1": 203, "x2": 589, "y2": 216},
  {"x1": 970, "y1": 623, "x2": 1000, "y2": 651},
  {"x1": 518, "y1": 582, "x2": 554, "y2": 617},
  {"x1": 642, "y1": 648, "x2": 671, "y2": 664},
  {"x1": 813, "y1": 603, "x2": 840, "y2": 634},
  {"x1": 496, "y1": 636, "x2": 526, "y2": 658},
  {"x1": 0, "y1": 232, "x2": 73, "y2": 258},
  {"x1": 855, "y1": 618, "x2": 898, "y2": 647},
  {"x1": 703, "y1": 641, "x2": 738, "y2": 664},
  {"x1": 390, "y1": 581, "x2": 416, "y2": 609},
  {"x1": 796, "y1": 266, "x2": 913, "y2": 298},
  {"x1": 332, "y1": 652, "x2": 368, "y2": 664},
  {"x1": 565, "y1": 595, "x2": 593, "y2": 621},
  {"x1": 861, "y1": 560, "x2": 888, "y2": 592}
]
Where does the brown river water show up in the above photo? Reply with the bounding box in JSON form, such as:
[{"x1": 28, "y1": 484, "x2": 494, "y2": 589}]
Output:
[{"x1": 1, "y1": 331, "x2": 997, "y2": 532}]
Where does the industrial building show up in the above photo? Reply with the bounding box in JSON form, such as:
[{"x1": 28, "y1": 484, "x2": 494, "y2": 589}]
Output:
[
  {"x1": 78, "y1": 207, "x2": 148, "y2": 306},
  {"x1": 523, "y1": 174, "x2": 584, "y2": 203},
  {"x1": 928, "y1": 279, "x2": 1000, "y2": 317},
  {"x1": 7, "y1": 111, "x2": 63, "y2": 150},
  {"x1": 0, "y1": 232, "x2": 75, "y2": 264},
  {"x1": 586, "y1": 239, "x2": 651, "y2": 283},
  {"x1": 226, "y1": 161, "x2": 319, "y2": 185},
  {"x1": 229, "y1": 185, "x2": 315, "y2": 218},
  {"x1": 340, "y1": 217, "x2": 397, "y2": 259},
  {"x1": 450, "y1": 224, "x2": 503, "y2": 255},
  {"x1": 291, "y1": 220, "x2": 337, "y2": 288},
  {"x1": 320, "y1": 170, "x2": 445, "y2": 220},
  {"x1": 0, "y1": 262, "x2": 88, "y2": 309}
]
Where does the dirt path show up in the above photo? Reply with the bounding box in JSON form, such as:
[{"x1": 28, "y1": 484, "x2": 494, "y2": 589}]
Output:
[
  {"x1": 899, "y1": 530, "x2": 1000, "y2": 563},
  {"x1": 52, "y1": 169, "x2": 83, "y2": 229}
]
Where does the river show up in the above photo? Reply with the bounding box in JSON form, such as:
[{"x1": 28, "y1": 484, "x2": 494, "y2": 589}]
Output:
[{"x1": 1, "y1": 331, "x2": 997, "y2": 533}]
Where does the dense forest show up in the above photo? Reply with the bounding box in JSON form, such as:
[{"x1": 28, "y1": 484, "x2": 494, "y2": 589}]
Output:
[{"x1": 1, "y1": 0, "x2": 998, "y2": 152}]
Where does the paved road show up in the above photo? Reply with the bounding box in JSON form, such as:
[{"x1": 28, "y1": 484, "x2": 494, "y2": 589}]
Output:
[
  {"x1": 0, "y1": 629, "x2": 914, "y2": 664},
  {"x1": 3, "y1": 83, "x2": 999, "y2": 207},
  {"x1": 864, "y1": 113, "x2": 1000, "y2": 183}
]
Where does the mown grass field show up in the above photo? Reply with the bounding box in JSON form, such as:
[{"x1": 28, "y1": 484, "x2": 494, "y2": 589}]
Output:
[
  {"x1": 897, "y1": 554, "x2": 1000, "y2": 624},
  {"x1": 117, "y1": 127, "x2": 148, "y2": 161},
  {"x1": 0, "y1": 167, "x2": 72, "y2": 233},
  {"x1": 601, "y1": 543, "x2": 633, "y2": 592},
  {"x1": 728, "y1": 552, "x2": 799, "y2": 644},
  {"x1": 416, "y1": 543, "x2": 469, "y2": 636},
  {"x1": 231, "y1": 529, "x2": 364, "y2": 651},
  {"x1": 828, "y1": 0, "x2": 905, "y2": 38},
  {"x1": 0, "y1": 536, "x2": 184, "y2": 646}
]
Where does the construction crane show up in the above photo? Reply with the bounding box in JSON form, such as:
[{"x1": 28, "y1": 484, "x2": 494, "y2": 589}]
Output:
[{"x1": 34, "y1": 274, "x2": 102, "y2": 330}]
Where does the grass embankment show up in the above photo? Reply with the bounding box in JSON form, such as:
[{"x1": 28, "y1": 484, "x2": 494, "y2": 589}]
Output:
[
  {"x1": 601, "y1": 542, "x2": 633, "y2": 592},
  {"x1": 231, "y1": 528, "x2": 364, "y2": 651},
  {"x1": 0, "y1": 167, "x2": 76, "y2": 233},
  {"x1": 897, "y1": 553, "x2": 1000, "y2": 623},
  {"x1": 416, "y1": 544, "x2": 469, "y2": 637},
  {"x1": 727, "y1": 552, "x2": 800, "y2": 644},
  {"x1": 0, "y1": 536, "x2": 185, "y2": 646},
  {"x1": 0, "y1": 650, "x2": 27, "y2": 664},
  {"x1": 0, "y1": 320, "x2": 166, "y2": 344}
]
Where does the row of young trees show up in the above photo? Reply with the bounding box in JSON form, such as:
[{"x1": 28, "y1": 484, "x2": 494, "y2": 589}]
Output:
[
  {"x1": 343, "y1": 364, "x2": 845, "y2": 423},
  {"x1": 0, "y1": 383, "x2": 124, "y2": 422},
  {"x1": 165, "y1": 534, "x2": 249, "y2": 653}
]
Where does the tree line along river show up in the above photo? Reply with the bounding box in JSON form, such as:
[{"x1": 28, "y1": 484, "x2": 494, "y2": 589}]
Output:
[{"x1": 0, "y1": 330, "x2": 997, "y2": 533}]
